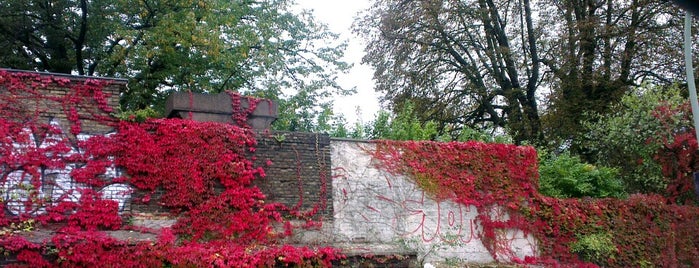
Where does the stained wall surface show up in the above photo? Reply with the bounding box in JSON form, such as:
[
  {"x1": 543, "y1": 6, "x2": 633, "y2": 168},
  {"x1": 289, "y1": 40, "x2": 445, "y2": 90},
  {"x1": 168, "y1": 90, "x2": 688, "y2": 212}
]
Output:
[{"x1": 330, "y1": 139, "x2": 538, "y2": 263}]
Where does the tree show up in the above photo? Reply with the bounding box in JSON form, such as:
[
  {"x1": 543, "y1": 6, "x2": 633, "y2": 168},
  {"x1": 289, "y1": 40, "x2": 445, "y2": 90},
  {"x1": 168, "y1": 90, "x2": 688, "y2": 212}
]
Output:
[
  {"x1": 579, "y1": 84, "x2": 688, "y2": 194},
  {"x1": 364, "y1": 102, "x2": 438, "y2": 141},
  {"x1": 540, "y1": 0, "x2": 688, "y2": 145},
  {"x1": 0, "y1": 0, "x2": 351, "y2": 124},
  {"x1": 356, "y1": 0, "x2": 543, "y2": 144},
  {"x1": 273, "y1": 103, "x2": 341, "y2": 133},
  {"x1": 355, "y1": 0, "x2": 692, "y2": 145},
  {"x1": 0, "y1": 0, "x2": 112, "y2": 74}
]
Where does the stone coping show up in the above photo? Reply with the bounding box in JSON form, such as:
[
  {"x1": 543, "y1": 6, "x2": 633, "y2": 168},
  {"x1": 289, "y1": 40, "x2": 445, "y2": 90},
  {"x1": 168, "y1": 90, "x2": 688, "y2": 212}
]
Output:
[{"x1": 0, "y1": 68, "x2": 128, "y2": 84}]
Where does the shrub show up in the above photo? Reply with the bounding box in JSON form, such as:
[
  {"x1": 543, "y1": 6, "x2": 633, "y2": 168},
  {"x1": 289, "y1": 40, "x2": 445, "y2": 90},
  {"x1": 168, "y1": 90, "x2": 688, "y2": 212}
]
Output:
[
  {"x1": 538, "y1": 152, "x2": 625, "y2": 198},
  {"x1": 366, "y1": 102, "x2": 438, "y2": 141},
  {"x1": 114, "y1": 107, "x2": 161, "y2": 122},
  {"x1": 571, "y1": 232, "x2": 618, "y2": 265},
  {"x1": 580, "y1": 84, "x2": 688, "y2": 194}
]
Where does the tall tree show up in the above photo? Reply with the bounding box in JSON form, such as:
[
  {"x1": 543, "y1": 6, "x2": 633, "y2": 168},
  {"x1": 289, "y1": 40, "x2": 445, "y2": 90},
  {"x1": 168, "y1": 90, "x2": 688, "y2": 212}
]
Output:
[
  {"x1": 540, "y1": 0, "x2": 686, "y2": 145},
  {"x1": 356, "y1": 0, "x2": 691, "y2": 145},
  {"x1": 0, "y1": 0, "x2": 351, "y2": 121},
  {"x1": 356, "y1": 0, "x2": 544, "y2": 144}
]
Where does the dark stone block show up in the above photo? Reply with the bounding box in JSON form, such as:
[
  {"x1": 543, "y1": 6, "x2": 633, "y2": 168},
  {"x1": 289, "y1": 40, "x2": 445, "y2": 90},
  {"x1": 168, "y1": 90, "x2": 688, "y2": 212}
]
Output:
[{"x1": 165, "y1": 92, "x2": 278, "y2": 129}]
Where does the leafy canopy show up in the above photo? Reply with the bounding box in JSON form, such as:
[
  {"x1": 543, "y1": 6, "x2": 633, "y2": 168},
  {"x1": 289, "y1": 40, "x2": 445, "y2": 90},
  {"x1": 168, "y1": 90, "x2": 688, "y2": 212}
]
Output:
[
  {"x1": 579, "y1": 84, "x2": 689, "y2": 194},
  {"x1": 0, "y1": 0, "x2": 352, "y2": 126},
  {"x1": 354, "y1": 0, "x2": 690, "y2": 146}
]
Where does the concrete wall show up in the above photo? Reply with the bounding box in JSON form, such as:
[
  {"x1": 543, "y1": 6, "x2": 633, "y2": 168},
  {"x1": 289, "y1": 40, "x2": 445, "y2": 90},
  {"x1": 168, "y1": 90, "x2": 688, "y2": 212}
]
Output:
[{"x1": 331, "y1": 139, "x2": 537, "y2": 263}]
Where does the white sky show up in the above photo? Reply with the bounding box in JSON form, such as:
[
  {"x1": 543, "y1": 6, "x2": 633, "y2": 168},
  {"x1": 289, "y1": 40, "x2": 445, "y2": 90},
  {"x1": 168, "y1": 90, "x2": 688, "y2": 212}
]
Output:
[{"x1": 294, "y1": 0, "x2": 381, "y2": 125}]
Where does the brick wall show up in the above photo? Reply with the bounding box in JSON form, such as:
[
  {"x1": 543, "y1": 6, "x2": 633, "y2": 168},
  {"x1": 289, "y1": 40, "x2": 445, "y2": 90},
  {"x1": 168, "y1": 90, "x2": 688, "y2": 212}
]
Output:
[
  {"x1": 128, "y1": 131, "x2": 333, "y2": 228},
  {"x1": 0, "y1": 68, "x2": 123, "y2": 135},
  {"x1": 0, "y1": 69, "x2": 333, "y2": 226},
  {"x1": 0, "y1": 70, "x2": 129, "y2": 216},
  {"x1": 131, "y1": 131, "x2": 333, "y2": 233},
  {"x1": 254, "y1": 131, "x2": 332, "y2": 220}
]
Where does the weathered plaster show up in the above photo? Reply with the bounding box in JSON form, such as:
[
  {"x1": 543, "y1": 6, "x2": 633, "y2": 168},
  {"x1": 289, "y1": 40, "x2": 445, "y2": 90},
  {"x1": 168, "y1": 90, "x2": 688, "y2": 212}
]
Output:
[{"x1": 331, "y1": 139, "x2": 537, "y2": 263}]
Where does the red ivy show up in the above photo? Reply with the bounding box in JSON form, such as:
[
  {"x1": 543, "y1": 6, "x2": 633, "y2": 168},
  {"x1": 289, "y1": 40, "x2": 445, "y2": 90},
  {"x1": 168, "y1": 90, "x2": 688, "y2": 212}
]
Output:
[
  {"x1": 369, "y1": 140, "x2": 699, "y2": 267},
  {"x1": 0, "y1": 70, "x2": 342, "y2": 267},
  {"x1": 651, "y1": 102, "x2": 699, "y2": 204}
]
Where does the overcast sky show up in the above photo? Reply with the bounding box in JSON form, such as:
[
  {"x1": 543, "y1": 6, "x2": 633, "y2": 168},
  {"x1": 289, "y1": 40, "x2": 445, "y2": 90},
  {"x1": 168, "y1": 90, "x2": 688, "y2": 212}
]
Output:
[{"x1": 294, "y1": 0, "x2": 381, "y2": 125}]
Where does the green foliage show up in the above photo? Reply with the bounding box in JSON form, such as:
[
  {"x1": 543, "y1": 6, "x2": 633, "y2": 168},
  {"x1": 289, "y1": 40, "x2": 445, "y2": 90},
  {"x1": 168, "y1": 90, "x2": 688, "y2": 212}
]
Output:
[
  {"x1": 333, "y1": 104, "x2": 508, "y2": 143},
  {"x1": 327, "y1": 103, "x2": 439, "y2": 141},
  {"x1": 580, "y1": 84, "x2": 689, "y2": 194},
  {"x1": 365, "y1": 102, "x2": 438, "y2": 141},
  {"x1": 114, "y1": 107, "x2": 161, "y2": 123},
  {"x1": 329, "y1": 116, "x2": 350, "y2": 138},
  {"x1": 366, "y1": 110, "x2": 391, "y2": 139},
  {"x1": 273, "y1": 101, "x2": 332, "y2": 133},
  {"x1": 272, "y1": 104, "x2": 358, "y2": 139},
  {"x1": 0, "y1": 0, "x2": 351, "y2": 125},
  {"x1": 356, "y1": 0, "x2": 685, "y2": 145},
  {"x1": 539, "y1": 152, "x2": 625, "y2": 198},
  {"x1": 453, "y1": 127, "x2": 512, "y2": 144},
  {"x1": 571, "y1": 232, "x2": 618, "y2": 265},
  {"x1": 349, "y1": 120, "x2": 366, "y2": 139}
]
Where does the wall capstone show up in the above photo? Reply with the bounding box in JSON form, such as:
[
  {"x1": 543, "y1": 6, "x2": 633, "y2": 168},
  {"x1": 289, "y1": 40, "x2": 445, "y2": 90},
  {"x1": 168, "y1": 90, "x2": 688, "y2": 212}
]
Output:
[{"x1": 165, "y1": 92, "x2": 278, "y2": 129}]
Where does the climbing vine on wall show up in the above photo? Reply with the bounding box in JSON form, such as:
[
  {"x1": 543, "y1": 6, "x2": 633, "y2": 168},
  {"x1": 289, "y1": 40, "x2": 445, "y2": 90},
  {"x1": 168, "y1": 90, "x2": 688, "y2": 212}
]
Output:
[
  {"x1": 0, "y1": 70, "x2": 341, "y2": 267},
  {"x1": 370, "y1": 140, "x2": 699, "y2": 267}
]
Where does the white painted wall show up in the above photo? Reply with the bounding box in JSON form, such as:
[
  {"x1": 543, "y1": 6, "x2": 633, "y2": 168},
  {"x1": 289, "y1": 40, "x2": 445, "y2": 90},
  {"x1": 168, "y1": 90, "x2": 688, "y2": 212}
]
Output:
[{"x1": 331, "y1": 139, "x2": 537, "y2": 263}]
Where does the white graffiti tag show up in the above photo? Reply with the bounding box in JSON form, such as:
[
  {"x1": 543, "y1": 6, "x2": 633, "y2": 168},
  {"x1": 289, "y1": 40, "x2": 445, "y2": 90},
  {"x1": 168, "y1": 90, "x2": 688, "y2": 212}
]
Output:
[{"x1": 0, "y1": 118, "x2": 131, "y2": 215}]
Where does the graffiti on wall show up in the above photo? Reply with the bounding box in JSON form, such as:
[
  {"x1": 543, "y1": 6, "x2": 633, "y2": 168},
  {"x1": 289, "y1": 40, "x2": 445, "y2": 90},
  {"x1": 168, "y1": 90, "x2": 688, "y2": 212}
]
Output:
[
  {"x1": 1, "y1": 118, "x2": 131, "y2": 216},
  {"x1": 334, "y1": 165, "x2": 479, "y2": 244},
  {"x1": 331, "y1": 140, "x2": 536, "y2": 263}
]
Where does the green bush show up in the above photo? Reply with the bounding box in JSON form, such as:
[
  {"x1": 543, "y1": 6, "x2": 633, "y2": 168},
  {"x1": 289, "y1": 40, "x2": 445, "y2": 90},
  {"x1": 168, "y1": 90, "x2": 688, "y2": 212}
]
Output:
[
  {"x1": 571, "y1": 232, "x2": 618, "y2": 265},
  {"x1": 364, "y1": 102, "x2": 438, "y2": 141},
  {"x1": 579, "y1": 84, "x2": 688, "y2": 194},
  {"x1": 538, "y1": 152, "x2": 625, "y2": 198},
  {"x1": 114, "y1": 107, "x2": 161, "y2": 122}
]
